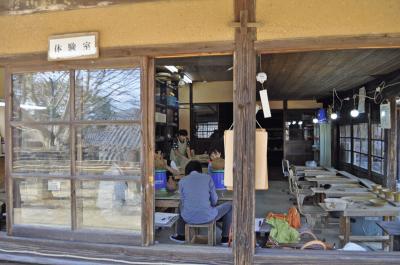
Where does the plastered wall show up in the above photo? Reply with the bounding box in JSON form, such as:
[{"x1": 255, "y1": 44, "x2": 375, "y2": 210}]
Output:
[
  {"x1": 0, "y1": 0, "x2": 233, "y2": 56},
  {"x1": 1, "y1": 0, "x2": 400, "y2": 56},
  {"x1": 257, "y1": 0, "x2": 400, "y2": 40}
]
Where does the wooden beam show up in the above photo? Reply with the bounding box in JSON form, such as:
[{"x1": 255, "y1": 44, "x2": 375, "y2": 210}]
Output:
[
  {"x1": 0, "y1": 41, "x2": 234, "y2": 67},
  {"x1": 255, "y1": 33, "x2": 400, "y2": 54},
  {"x1": 386, "y1": 97, "x2": 398, "y2": 190},
  {"x1": 0, "y1": 0, "x2": 157, "y2": 15},
  {"x1": 233, "y1": 1, "x2": 256, "y2": 264}
]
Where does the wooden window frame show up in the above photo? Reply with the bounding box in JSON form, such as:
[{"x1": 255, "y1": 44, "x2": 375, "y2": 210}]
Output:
[
  {"x1": 371, "y1": 123, "x2": 386, "y2": 176},
  {"x1": 4, "y1": 57, "x2": 154, "y2": 245},
  {"x1": 352, "y1": 123, "x2": 369, "y2": 170}
]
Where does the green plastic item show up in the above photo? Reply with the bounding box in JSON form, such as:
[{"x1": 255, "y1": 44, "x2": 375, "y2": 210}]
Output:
[{"x1": 266, "y1": 217, "x2": 300, "y2": 244}]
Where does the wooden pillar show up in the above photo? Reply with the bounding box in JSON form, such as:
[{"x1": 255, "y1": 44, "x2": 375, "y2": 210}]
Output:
[
  {"x1": 386, "y1": 97, "x2": 398, "y2": 190},
  {"x1": 233, "y1": 1, "x2": 256, "y2": 264},
  {"x1": 283, "y1": 100, "x2": 288, "y2": 160},
  {"x1": 141, "y1": 57, "x2": 155, "y2": 246}
]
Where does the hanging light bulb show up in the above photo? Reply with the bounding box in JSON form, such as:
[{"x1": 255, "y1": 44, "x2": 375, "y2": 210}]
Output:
[
  {"x1": 350, "y1": 109, "x2": 359, "y2": 118},
  {"x1": 298, "y1": 121, "x2": 303, "y2": 125},
  {"x1": 330, "y1": 89, "x2": 338, "y2": 120},
  {"x1": 312, "y1": 118, "x2": 319, "y2": 124},
  {"x1": 350, "y1": 94, "x2": 359, "y2": 118}
]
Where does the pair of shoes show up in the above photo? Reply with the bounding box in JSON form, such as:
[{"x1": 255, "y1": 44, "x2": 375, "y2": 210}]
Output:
[
  {"x1": 169, "y1": 234, "x2": 185, "y2": 244},
  {"x1": 220, "y1": 236, "x2": 229, "y2": 246}
]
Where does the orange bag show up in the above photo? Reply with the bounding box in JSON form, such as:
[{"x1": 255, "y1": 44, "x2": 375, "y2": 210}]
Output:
[
  {"x1": 267, "y1": 212, "x2": 287, "y2": 222},
  {"x1": 266, "y1": 207, "x2": 301, "y2": 229},
  {"x1": 287, "y1": 207, "x2": 301, "y2": 229}
]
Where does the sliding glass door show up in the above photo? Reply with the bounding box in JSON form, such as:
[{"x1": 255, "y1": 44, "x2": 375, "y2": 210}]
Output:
[{"x1": 7, "y1": 59, "x2": 149, "y2": 244}]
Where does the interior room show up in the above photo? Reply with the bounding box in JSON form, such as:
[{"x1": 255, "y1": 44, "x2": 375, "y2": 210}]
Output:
[{"x1": 153, "y1": 50, "x2": 400, "y2": 251}]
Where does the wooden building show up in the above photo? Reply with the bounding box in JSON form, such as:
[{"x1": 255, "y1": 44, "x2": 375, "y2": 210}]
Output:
[{"x1": 0, "y1": 1, "x2": 399, "y2": 264}]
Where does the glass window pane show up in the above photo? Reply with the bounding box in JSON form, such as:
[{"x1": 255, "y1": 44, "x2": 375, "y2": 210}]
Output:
[
  {"x1": 345, "y1": 139, "x2": 351, "y2": 150},
  {"x1": 360, "y1": 123, "x2": 368, "y2": 139},
  {"x1": 75, "y1": 68, "x2": 141, "y2": 121},
  {"x1": 372, "y1": 124, "x2": 383, "y2": 140},
  {"x1": 346, "y1": 151, "x2": 351, "y2": 164},
  {"x1": 340, "y1": 138, "x2": 345, "y2": 150},
  {"x1": 361, "y1": 139, "x2": 368, "y2": 154},
  {"x1": 372, "y1": 157, "x2": 384, "y2": 175},
  {"x1": 353, "y1": 139, "x2": 360, "y2": 152},
  {"x1": 353, "y1": 152, "x2": 360, "y2": 166},
  {"x1": 341, "y1": 150, "x2": 351, "y2": 163},
  {"x1": 345, "y1": 125, "x2": 351, "y2": 137},
  {"x1": 353, "y1": 124, "x2": 360, "y2": 137},
  {"x1": 12, "y1": 71, "x2": 70, "y2": 121},
  {"x1": 12, "y1": 125, "x2": 70, "y2": 175},
  {"x1": 340, "y1": 126, "x2": 345, "y2": 137},
  {"x1": 76, "y1": 180, "x2": 141, "y2": 232},
  {"x1": 13, "y1": 178, "x2": 71, "y2": 227},
  {"x1": 372, "y1": 140, "x2": 382, "y2": 157},
  {"x1": 76, "y1": 125, "x2": 141, "y2": 177},
  {"x1": 360, "y1": 154, "x2": 368, "y2": 170}
]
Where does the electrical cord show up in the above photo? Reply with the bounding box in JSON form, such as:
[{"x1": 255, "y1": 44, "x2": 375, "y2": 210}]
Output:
[
  {"x1": 0, "y1": 247, "x2": 204, "y2": 265},
  {"x1": 332, "y1": 79, "x2": 400, "y2": 108}
]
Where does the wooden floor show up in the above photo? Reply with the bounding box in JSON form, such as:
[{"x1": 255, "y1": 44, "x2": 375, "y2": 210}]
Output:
[
  {"x1": 0, "y1": 233, "x2": 400, "y2": 264},
  {"x1": 0, "y1": 233, "x2": 232, "y2": 265}
]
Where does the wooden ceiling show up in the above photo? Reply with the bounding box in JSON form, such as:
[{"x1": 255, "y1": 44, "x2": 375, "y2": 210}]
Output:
[
  {"x1": 157, "y1": 49, "x2": 400, "y2": 100},
  {"x1": 156, "y1": 56, "x2": 233, "y2": 82},
  {"x1": 262, "y1": 49, "x2": 400, "y2": 100}
]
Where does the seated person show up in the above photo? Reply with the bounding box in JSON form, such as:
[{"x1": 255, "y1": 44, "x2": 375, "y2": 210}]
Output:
[
  {"x1": 170, "y1": 129, "x2": 192, "y2": 167},
  {"x1": 169, "y1": 160, "x2": 232, "y2": 245}
]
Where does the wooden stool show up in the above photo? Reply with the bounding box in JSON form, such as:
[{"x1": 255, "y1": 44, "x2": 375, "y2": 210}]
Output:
[{"x1": 185, "y1": 221, "x2": 216, "y2": 246}]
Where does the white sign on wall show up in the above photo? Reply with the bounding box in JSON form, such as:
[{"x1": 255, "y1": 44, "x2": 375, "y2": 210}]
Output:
[
  {"x1": 48, "y1": 32, "x2": 99, "y2": 61},
  {"x1": 48, "y1": 180, "x2": 61, "y2": 191}
]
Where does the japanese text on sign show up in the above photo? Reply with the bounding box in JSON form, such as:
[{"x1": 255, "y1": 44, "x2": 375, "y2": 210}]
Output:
[{"x1": 48, "y1": 33, "x2": 98, "y2": 61}]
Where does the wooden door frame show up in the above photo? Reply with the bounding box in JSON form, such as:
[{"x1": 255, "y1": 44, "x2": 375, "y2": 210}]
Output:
[{"x1": 4, "y1": 57, "x2": 150, "y2": 245}]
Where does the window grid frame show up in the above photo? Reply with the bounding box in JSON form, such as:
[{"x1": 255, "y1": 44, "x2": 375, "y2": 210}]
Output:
[{"x1": 6, "y1": 60, "x2": 145, "y2": 240}]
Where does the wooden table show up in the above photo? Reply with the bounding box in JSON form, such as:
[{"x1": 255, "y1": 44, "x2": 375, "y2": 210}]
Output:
[
  {"x1": 155, "y1": 189, "x2": 233, "y2": 209},
  {"x1": 303, "y1": 169, "x2": 337, "y2": 177},
  {"x1": 376, "y1": 221, "x2": 400, "y2": 251},
  {"x1": 320, "y1": 201, "x2": 400, "y2": 250},
  {"x1": 305, "y1": 177, "x2": 359, "y2": 186},
  {"x1": 311, "y1": 187, "x2": 371, "y2": 198}
]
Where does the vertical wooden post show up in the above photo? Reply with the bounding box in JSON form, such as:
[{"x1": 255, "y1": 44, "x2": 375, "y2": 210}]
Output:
[
  {"x1": 189, "y1": 83, "x2": 194, "y2": 144},
  {"x1": 233, "y1": 1, "x2": 256, "y2": 264},
  {"x1": 283, "y1": 100, "x2": 288, "y2": 160},
  {"x1": 4, "y1": 68, "x2": 13, "y2": 235},
  {"x1": 367, "y1": 101, "x2": 372, "y2": 179},
  {"x1": 70, "y1": 69, "x2": 77, "y2": 231},
  {"x1": 141, "y1": 57, "x2": 155, "y2": 246},
  {"x1": 386, "y1": 97, "x2": 398, "y2": 190}
]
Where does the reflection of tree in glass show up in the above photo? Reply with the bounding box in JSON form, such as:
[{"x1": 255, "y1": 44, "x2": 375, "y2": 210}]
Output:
[
  {"x1": 75, "y1": 69, "x2": 141, "y2": 121},
  {"x1": 13, "y1": 71, "x2": 70, "y2": 121},
  {"x1": 13, "y1": 72, "x2": 70, "y2": 153}
]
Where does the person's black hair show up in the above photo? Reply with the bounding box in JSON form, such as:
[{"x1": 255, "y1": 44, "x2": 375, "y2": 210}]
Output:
[
  {"x1": 178, "y1": 129, "x2": 188, "y2": 136},
  {"x1": 185, "y1": 160, "x2": 202, "y2": 175}
]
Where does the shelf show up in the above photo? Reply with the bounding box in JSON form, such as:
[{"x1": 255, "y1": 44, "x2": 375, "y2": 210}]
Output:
[
  {"x1": 166, "y1": 105, "x2": 179, "y2": 110},
  {"x1": 156, "y1": 122, "x2": 178, "y2": 127}
]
